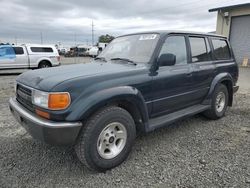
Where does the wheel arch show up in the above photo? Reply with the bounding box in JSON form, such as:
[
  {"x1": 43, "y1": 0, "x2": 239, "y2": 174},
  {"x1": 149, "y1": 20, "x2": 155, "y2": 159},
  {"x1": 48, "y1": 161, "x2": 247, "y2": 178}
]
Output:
[
  {"x1": 203, "y1": 73, "x2": 234, "y2": 106},
  {"x1": 66, "y1": 86, "x2": 149, "y2": 132},
  {"x1": 221, "y1": 79, "x2": 233, "y2": 106},
  {"x1": 38, "y1": 59, "x2": 52, "y2": 68}
]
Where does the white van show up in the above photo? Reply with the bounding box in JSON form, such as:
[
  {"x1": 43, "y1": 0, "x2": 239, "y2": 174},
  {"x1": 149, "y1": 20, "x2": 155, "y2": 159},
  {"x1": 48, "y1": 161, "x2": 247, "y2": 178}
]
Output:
[
  {"x1": 0, "y1": 44, "x2": 60, "y2": 69},
  {"x1": 88, "y1": 46, "x2": 99, "y2": 57}
]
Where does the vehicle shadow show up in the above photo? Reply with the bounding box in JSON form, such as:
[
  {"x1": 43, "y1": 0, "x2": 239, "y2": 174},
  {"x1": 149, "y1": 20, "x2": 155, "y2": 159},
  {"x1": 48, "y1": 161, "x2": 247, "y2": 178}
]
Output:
[{"x1": 0, "y1": 73, "x2": 22, "y2": 76}]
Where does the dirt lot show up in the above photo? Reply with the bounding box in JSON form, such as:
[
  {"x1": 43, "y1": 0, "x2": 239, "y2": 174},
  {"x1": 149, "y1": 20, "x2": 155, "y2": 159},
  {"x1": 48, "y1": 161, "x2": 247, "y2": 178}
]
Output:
[{"x1": 0, "y1": 62, "x2": 249, "y2": 187}]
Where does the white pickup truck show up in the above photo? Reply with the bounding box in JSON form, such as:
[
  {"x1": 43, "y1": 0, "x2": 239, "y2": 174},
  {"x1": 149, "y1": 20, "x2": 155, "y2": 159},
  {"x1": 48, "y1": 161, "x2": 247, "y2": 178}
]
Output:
[{"x1": 0, "y1": 44, "x2": 60, "y2": 69}]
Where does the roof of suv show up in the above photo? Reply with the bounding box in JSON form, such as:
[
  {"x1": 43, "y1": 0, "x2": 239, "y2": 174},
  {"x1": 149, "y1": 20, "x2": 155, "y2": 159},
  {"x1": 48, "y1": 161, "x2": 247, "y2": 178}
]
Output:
[{"x1": 119, "y1": 30, "x2": 226, "y2": 38}]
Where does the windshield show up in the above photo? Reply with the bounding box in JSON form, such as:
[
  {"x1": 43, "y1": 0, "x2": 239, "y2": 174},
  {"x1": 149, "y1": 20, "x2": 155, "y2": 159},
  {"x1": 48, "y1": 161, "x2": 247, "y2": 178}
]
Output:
[{"x1": 98, "y1": 34, "x2": 159, "y2": 63}]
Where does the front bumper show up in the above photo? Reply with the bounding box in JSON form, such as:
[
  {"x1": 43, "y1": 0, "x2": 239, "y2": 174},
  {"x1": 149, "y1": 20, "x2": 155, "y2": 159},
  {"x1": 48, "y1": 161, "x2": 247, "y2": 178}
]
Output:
[{"x1": 9, "y1": 97, "x2": 82, "y2": 145}]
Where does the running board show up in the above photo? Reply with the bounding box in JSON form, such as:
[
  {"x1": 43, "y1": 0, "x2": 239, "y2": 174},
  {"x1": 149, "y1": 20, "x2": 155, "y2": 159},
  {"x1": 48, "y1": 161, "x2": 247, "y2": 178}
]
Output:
[{"x1": 147, "y1": 104, "x2": 210, "y2": 132}]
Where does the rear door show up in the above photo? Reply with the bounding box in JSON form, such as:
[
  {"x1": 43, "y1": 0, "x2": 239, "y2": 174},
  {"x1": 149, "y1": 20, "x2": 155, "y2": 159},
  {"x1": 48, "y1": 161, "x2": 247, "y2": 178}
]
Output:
[
  {"x1": 151, "y1": 35, "x2": 195, "y2": 117},
  {"x1": 188, "y1": 36, "x2": 215, "y2": 102},
  {"x1": 210, "y1": 37, "x2": 237, "y2": 82},
  {"x1": 13, "y1": 46, "x2": 29, "y2": 68}
]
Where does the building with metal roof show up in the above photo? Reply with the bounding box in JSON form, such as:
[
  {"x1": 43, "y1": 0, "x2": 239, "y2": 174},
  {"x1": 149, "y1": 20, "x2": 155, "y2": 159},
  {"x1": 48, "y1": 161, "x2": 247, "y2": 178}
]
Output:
[{"x1": 209, "y1": 3, "x2": 250, "y2": 65}]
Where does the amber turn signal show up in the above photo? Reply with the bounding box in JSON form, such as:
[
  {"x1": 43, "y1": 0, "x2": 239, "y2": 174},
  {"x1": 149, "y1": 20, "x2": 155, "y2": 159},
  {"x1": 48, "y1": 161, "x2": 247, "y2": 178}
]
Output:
[
  {"x1": 48, "y1": 93, "x2": 70, "y2": 110},
  {"x1": 35, "y1": 109, "x2": 50, "y2": 119}
]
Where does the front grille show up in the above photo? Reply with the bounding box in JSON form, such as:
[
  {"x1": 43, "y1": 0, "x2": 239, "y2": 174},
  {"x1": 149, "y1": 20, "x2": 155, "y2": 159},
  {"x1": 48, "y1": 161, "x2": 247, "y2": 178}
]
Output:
[{"x1": 16, "y1": 84, "x2": 34, "y2": 112}]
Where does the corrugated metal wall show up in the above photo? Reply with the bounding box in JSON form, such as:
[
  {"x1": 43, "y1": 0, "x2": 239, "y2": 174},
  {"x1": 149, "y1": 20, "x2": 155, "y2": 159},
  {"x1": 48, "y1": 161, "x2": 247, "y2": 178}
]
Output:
[{"x1": 230, "y1": 15, "x2": 250, "y2": 64}]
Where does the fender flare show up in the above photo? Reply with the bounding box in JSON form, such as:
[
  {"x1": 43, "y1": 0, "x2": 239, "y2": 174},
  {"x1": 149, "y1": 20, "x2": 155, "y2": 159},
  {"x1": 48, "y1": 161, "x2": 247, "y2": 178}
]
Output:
[
  {"x1": 203, "y1": 73, "x2": 233, "y2": 105},
  {"x1": 66, "y1": 86, "x2": 149, "y2": 124}
]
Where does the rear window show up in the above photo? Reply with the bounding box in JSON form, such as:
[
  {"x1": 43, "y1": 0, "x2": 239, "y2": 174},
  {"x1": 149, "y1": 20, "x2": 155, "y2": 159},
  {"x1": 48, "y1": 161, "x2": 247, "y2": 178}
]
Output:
[
  {"x1": 30, "y1": 47, "x2": 53, "y2": 53},
  {"x1": 189, "y1": 37, "x2": 211, "y2": 63},
  {"x1": 13, "y1": 47, "x2": 24, "y2": 55},
  {"x1": 211, "y1": 39, "x2": 231, "y2": 60}
]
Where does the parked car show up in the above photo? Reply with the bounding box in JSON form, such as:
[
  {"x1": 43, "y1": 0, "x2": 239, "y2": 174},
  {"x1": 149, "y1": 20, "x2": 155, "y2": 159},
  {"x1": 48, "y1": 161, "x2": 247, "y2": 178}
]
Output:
[
  {"x1": 64, "y1": 47, "x2": 78, "y2": 57},
  {"x1": 0, "y1": 44, "x2": 60, "y2": 69},
  {"x1": 77, "y1": 46, "x2": 91, "y2": 56},
  {"x1": 9, "y1": 31, "x2": 239, "y2": 172},
  {"x1": 58, "y1": 48, "x2": 67, "y2": 55}
]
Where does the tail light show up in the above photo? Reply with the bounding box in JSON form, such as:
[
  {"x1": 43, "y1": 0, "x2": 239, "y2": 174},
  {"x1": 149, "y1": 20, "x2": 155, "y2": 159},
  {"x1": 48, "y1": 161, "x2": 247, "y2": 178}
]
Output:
[{"x1": 57, "y1": 56, "x2": 60, "y2": 61}]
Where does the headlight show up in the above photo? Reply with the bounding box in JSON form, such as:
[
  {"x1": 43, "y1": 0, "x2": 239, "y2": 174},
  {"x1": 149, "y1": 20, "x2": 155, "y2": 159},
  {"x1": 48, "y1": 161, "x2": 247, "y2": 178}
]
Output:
[
  {"x1": 32, "y1": 90, "x2": 70, "y2": 110},
  {"x1": 32, "y1": 90, "x2": 49, "y2": 109}
]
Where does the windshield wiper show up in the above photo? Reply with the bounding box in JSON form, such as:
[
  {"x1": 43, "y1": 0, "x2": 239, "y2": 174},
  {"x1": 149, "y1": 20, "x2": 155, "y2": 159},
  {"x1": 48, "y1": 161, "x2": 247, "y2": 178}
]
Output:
[
  {"x1": 95, "y1": 57, "x2": 107, "y2": 62},
  {"x1": 110, "y1": 57, "x2": 137, "y2": 65}
]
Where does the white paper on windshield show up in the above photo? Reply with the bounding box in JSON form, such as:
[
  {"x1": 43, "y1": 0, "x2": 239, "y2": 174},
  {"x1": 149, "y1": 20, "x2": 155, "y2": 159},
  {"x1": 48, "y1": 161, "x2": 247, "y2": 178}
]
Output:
[{"x1": 139, "y1": 34, "x2": 157, "y2": 40}]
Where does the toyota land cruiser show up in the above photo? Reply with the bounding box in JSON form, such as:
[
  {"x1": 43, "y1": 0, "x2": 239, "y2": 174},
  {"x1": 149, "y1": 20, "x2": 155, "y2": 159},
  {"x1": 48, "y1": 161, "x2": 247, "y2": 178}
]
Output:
[{"x1": 9, "y1": 31, "x2": 239, "y2": 171}]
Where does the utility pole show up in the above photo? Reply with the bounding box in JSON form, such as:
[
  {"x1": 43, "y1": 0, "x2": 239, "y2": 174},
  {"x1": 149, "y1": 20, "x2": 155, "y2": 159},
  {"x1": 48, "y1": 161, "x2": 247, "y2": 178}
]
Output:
[
  {"x1": 40, "y1": 31, "x2": 43, "y2": 44},
  {"x1": 74, "y1": 33, "x2": 76, "y2": 46},
  {"x1": 14, "y1": 36, "x2": 17, "y2": 45},
  {"x1": 74, "y1": 33, "x2": 77, "y2": 64},
  {"x1": 91, "y1": 20, "x2": 94, "y2": 46}
]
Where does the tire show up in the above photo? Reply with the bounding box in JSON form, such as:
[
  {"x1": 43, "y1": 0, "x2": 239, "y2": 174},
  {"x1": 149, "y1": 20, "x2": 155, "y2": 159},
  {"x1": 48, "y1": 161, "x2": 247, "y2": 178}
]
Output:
[
  {"x1": 75, "y1": 106, "x2": 136, "y2": 172},
  {"x1": 203, "y1": 84, "x2": 229, "y2": 120},
  {"x1": 38, "y1": 61, "x2": 51, "y2": 68}
]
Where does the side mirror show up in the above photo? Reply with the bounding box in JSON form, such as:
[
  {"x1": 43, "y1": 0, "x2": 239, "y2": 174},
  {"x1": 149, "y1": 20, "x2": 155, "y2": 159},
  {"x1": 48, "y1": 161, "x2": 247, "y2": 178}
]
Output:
[{"x1": 158, "y1": 53, "x2": 176, "y2": 66}]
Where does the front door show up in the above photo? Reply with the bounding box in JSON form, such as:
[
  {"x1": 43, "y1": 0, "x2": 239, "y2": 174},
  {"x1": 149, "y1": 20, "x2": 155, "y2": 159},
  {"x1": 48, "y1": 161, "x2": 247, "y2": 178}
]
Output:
[
  {"x1": 0, "y1": 45, "x2": 16, "y2": 69},
  {"x1": 151, "y1": 35, "x2": 195, "y2": 117}
]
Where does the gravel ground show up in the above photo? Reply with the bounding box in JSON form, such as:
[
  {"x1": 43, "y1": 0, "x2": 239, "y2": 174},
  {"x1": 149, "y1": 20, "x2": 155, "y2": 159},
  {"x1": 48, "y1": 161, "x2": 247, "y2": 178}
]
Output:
[{"x1": 0, "y1": 68, "x2": 249, "y2": 187}]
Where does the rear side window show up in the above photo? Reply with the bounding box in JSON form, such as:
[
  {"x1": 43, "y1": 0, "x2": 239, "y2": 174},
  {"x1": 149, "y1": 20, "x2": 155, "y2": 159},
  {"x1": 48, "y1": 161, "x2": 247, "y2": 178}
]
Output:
[
  {"x1": 159, "y1": 35, "x2": 187, "y2": 65},
  {"x1": 189, "y1": 37, "x2": 211, "y2": 63},
  {"x1": 13, "y1": 47, "x2": 24, "y2": 55},
  {"x1": 211, "y1": 39, "x2": 231, "y2": 60},
  {"x1": 30, "y1": 47, "x2": 53, "y2": 53}
]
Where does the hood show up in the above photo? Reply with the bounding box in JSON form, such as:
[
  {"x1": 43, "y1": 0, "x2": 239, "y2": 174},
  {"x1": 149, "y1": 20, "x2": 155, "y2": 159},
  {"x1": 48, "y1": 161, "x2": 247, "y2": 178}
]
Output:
[{"x1": 17, "y1": 61, "x2": 147, "y2": 91}]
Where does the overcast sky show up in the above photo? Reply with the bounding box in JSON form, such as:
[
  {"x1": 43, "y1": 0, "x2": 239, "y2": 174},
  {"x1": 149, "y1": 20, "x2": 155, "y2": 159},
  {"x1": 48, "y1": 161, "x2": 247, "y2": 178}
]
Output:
[{"x1": 0, "y1": 0, "x2": 249, "y2": 47}]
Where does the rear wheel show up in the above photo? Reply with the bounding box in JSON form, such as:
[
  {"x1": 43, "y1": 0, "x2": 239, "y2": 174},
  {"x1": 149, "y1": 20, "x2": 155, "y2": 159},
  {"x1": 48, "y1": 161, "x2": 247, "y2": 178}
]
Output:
[
  {"x1": 38, "y1": 61, "x2": 51, "y2": 68},
  {"x1": 75, "y1": 106, "x2": 136, "y2": 171},
  {"x1": 203, "y1": 84, "x2": 228, "y2": 119}
]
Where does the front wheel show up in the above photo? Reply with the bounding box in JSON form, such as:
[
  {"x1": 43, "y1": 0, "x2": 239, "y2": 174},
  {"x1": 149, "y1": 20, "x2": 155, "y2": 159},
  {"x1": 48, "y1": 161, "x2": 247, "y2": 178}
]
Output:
[
  {"x1": 74, "y1": 106, "x2": 136, "y2": 172},
  {"x1": 203, "y1": 84, "x2": 228, "y2": 120}
]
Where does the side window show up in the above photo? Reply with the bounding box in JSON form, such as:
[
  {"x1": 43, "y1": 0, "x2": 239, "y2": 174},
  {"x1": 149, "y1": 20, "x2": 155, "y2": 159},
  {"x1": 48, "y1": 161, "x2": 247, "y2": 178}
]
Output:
[
  {"x1": 13, "y1": 47, "x2": 24, "y2": 55},
  {"x1": 0, "y1": 46, "x2": 15, "y2": 58},
  {"x1": 159, "y1": 36, "x2": 187, "y2": 65},
  {"x1": 189, "y1": 37, "x2": 211, "y2": 63},
  {"x1": 211, "y1": 39, "x2": 231, "y2": 60},
  {"x1": 30, "y1": 47, "x2": 53, "y2": 53}
]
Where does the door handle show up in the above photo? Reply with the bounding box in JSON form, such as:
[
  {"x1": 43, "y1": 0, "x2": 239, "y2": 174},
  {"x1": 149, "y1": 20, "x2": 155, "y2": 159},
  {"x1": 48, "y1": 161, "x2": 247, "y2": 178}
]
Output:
[{"x1": 186, "y1": 73, "x2": 192, "y2": 77}]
